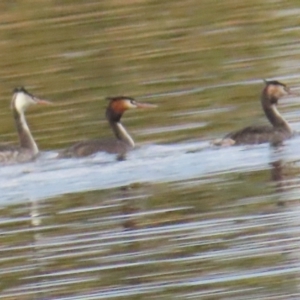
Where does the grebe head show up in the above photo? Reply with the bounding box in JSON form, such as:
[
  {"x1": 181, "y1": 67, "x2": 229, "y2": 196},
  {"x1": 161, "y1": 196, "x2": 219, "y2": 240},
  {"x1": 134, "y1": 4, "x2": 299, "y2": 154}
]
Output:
[
  {"x1": 263, "y1": 80, "x2": 293, "y2": 103},
  {"x1": 106, "y1": 96, "x2": 156, "y2": 121},
  {"x1": 11, "y1": 87, "x2": 51, "y2": 113}
]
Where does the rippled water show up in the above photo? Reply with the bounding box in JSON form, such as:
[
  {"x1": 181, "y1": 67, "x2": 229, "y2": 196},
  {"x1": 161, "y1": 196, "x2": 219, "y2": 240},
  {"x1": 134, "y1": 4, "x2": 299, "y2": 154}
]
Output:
[{"x1": 2, "y1": 1, "x2": 300, "y2": 299}]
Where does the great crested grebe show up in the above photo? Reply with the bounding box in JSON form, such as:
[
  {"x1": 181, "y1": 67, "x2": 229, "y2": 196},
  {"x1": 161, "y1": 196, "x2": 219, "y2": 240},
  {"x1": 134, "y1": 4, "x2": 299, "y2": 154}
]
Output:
[
  {"x1": 59, "y1": 96, "x2": 156, "y2": 158},
  {"x1": 216, "y1": 80, "x2": 297, "y2": 146},
  {"x1": 0, "y1": 87, "x2": 51, "y2": 164}
]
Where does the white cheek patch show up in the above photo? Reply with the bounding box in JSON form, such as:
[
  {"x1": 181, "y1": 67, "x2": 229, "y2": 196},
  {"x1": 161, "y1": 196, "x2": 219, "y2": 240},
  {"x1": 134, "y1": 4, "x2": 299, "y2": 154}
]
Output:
[
  {"x1": 278, "y1": 86, "x2": 288, "y2": 97},
  {"x1": 15, "y1": 93, "x2": 35, "y2": 112},
  {"x1": 268, "y1": 85, "x2": 288, "y2": 98},
  {"x1": 125, "y1": 100, "x2": 137, "y2": 109}
]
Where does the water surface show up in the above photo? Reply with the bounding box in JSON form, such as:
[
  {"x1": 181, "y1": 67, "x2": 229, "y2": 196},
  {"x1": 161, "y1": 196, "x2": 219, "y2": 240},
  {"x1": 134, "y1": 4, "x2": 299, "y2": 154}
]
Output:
[{"x1": 1, "y1": 1, "x2": 300, "y2": 299}]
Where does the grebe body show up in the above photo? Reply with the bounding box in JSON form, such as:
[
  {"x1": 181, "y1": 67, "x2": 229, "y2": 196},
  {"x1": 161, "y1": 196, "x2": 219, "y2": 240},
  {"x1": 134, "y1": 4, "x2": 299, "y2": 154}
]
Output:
[
  {"x1": 218, "y1": 80, "x2": 296, "y2": 146},
  {"x1": 59, "y1": 96, "x2": 156, "y2": 158},
  {"x1": 0, "y1": 87, "x2": 51, "y2": 164}
]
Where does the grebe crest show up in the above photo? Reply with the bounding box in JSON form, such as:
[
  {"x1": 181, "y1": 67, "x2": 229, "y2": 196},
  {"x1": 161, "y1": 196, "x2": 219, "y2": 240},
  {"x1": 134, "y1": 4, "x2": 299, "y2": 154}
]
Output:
[
  {"x1": 264, "y1": 80, "x2": 291, "y2": 104},
  {"x1": 106, "y1": 96, "x2": 156, "y2": 122},
  {"x1": 12, "y1": 87, "x2": 41, "y2": 112}
]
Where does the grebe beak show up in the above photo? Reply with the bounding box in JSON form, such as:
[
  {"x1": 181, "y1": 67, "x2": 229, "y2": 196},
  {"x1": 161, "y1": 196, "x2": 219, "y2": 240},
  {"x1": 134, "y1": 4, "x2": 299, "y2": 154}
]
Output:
[
  {"x1": 34, "y1": 97, "x2": 53, "y2": 105},
  {"x1": 135, "y1": 102, "x2": 157, "y2": 108},
  {"x1": 288, "y1": 90, "x2": 300, "y2": 97}
]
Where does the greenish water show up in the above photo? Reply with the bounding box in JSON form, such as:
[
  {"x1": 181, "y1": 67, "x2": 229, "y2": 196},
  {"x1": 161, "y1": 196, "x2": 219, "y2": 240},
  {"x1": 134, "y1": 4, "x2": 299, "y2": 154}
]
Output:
[
  {"x1": 1, "y1": 1, "x2": 300, "y2": 299},
  {"x1": 0, "y1": 0, "x2": 298, "y2": 148}
]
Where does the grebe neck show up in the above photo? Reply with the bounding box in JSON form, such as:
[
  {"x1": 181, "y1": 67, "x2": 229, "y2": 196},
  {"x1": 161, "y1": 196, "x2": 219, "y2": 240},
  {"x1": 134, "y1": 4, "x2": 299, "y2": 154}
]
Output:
[
  {"x1": 109, "y1": 120, "x2": 135, "y2": 147},
  {"x1": 261, "y1": 93, "x2": 292, "y2": 133},
  {"x1": 13, "y1": 108, "x2": 38, "y2": 154}
]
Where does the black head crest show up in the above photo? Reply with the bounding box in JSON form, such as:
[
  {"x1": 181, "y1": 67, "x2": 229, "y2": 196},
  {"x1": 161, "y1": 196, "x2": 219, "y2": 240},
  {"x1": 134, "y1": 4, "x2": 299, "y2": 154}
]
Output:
[
  {"x1": 105, "y1": 96, "x2": 134, "y2": 102},
  {"x1": 13, "y1": 86, "x2": 29, "y2": 94},
  {"x1": 263, "y1": 79, "x2": 286, "y2": 87}
]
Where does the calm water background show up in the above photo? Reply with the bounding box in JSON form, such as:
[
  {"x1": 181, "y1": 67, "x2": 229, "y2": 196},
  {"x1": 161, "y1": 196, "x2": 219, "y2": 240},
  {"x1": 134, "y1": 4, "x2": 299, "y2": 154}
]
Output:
[{"x1": 1, "y1": 0, "x2": 300, "y2": 299}]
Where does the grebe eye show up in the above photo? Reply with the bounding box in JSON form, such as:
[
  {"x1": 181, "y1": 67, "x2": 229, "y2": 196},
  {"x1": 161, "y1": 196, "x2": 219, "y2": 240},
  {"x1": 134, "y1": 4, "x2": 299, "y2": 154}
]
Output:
[{"x1": 130, "y1": 100, "x2": 136, "y2": 105}]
